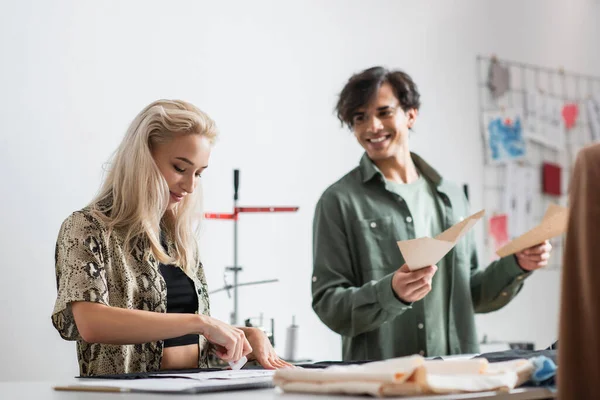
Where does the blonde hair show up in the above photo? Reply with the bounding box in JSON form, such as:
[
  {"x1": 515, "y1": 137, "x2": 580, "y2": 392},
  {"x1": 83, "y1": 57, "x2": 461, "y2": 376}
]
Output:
[{"x1": 90, "y1": 99, "x2": 218, "y2": 273}]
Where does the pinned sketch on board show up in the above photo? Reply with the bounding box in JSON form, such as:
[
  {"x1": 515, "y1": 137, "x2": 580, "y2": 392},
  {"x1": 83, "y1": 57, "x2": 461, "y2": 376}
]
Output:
[
  {"x1": 483, "y1": 109, "x2": 527, "y2": 163},
  {"x1": 561, "y1": 103, "x2": 579, "y2": 130},
  {"x1": 587, "y1": 94, "x2": 600, "y2": 142},
  {"x1": 523, "y1": 93, "x2": 565, "y2": 150},
  {"x1": 487, "y1": 60, "x2": 510, "y2": 99},
  {"x1": 489, "y1": 214, "x2": 509, "y2": 260},
  {"x1": 503, "y1": 162, "x2": 536, "y2": 239},
  {"x1": 542, "y1": 162, "x2": 562, "y2": 196},
  {"x1": 496, "y1": 203, "x2": 568, "y2": 257},
  {"x1": 397, "y1": 210, "x2": 485, "y2": 271},
  {"x1": 478, "y1": 55, "x2": 599, "y2": 270},
  {"x1": 545, "y1": 97, "x2": 566, "y2": 147}
]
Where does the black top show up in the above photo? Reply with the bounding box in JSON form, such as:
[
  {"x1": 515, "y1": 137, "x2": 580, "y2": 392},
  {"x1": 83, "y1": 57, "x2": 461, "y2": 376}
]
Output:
[
  {"x1": 158, "y1": 235, "x2": 200, "y2": 348},
  {"x1": 159, "y1": 263, "x2": 200, "y2": 347}
]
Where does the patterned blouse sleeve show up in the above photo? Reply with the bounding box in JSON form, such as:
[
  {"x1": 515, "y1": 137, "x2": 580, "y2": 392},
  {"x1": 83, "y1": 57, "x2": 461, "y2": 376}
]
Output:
[
  {"x1": 196, "y1": 260, "x2": 211, "y2": 317},
  {"x1": 51, "y1": 211, "x2": 109, "y2": 341}
]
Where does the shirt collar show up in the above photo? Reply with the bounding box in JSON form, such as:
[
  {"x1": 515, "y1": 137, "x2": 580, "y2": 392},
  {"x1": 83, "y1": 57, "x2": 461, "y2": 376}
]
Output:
[{"x1": 359, "y1": 152, "x2": 443, "y2": 186}]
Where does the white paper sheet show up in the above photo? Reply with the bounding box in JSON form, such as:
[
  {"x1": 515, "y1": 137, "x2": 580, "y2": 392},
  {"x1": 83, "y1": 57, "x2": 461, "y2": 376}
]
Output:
[
  {"x1": 56, "y1": 371, "x2": 276, "y2": 394},
  {"x1": 161, "y1": 369, "x2": 275, "y2": 380}
]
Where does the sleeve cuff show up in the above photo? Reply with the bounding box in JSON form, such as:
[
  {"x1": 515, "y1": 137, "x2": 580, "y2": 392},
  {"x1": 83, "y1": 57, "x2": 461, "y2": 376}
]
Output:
[
  {"x1": 374, "y1": 272, "x2": 413, "y2": 314},
  {"x1": 502, "y1": 255, "x2": 533, "y2": 280}
]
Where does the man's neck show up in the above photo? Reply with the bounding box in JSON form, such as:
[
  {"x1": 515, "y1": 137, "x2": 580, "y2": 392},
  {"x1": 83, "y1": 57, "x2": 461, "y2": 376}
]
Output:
[{"x1": 374, "y1": 150, "x2": 419, "y2": 184}]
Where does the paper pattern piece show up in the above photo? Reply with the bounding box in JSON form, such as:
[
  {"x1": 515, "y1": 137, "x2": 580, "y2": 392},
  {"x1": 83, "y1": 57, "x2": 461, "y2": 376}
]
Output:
[
  {"x1": 229, "y1": 356, "x2": 247, "y2": 370},
  {"x1": 483, "y1": 110, "x2": 527, "y2": 163},
  {"x1": 397, "y1": 210, "x2": 485, "y2": 270},
  {"x1": 274, "y1": 355, "x2": 535, "y2": 397},
  {"x1": 496, "y1": 203, "x2": 568, "y2": 257}
]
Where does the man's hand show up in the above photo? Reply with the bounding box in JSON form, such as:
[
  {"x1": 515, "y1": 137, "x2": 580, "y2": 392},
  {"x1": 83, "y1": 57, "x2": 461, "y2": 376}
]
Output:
[
  {"x1": 392, "y1": 264, "x2": 438, "y2": 303},
  {"x1": 515, "y1": 240, "x2": 552, "y2": 271}
]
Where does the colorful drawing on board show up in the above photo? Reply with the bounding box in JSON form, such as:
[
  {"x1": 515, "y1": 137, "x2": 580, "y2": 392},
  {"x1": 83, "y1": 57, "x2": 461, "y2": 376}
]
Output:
[
  {"x1": 489, "y1": 214, "x2": 509, "y2": 260},
  {"x1": 561, "y1": 103, "x2": 579, "y2": 130},
  {"x1": 484, "y1": 110, "x2": 527, "y2": 163}
]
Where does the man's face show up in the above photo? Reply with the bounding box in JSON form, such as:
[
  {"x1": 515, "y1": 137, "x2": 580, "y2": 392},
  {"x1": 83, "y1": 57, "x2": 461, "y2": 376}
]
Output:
[{"x1": 351, "y1": 82, "x2": 417, "y2": 162}]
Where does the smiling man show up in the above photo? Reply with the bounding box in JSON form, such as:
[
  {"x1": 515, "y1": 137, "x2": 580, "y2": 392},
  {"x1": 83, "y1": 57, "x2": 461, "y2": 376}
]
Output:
[{"x1": 311, "y1": 66, "x2": 552, "y2": 361}]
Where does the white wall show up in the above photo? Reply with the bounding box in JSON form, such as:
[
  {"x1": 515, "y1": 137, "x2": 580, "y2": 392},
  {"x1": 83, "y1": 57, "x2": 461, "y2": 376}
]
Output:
[{"x1": 0, "y1": 0, "x2": 598, "y2": 381}]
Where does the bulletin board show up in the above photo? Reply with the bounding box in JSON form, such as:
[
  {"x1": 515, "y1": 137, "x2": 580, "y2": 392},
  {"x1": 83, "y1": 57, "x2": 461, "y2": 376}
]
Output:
[{"x1": 477, "y1": 55, "x2": 600, "y2": 269}]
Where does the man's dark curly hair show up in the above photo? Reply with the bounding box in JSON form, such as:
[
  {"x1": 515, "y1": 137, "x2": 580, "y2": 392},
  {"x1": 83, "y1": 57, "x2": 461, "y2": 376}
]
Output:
[{"x1": 335, "y1": 66, "x2": 421, "y2": 128}]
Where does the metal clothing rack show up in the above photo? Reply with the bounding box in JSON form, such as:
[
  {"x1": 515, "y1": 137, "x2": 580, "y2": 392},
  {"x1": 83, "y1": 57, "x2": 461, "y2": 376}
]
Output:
[
  {"x1": 476, "y1": 54, "x2": 600, "y2": 269},
  {"x1": 205, "y1": 169, "x2": 299, "y2": 325}
]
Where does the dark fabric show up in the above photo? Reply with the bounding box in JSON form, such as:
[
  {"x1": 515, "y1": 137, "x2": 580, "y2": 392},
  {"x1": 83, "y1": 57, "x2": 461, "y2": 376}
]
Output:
[
  {"x1": 295, "y1": 360, "x2": 372, "y2": 369},
  {"x1": 477, "y1": 349, "x2": 558, "y2": 388},
  {"x1": 546, "y1": 341, "x2": 558, "y2": 350},
  {"x1": 79, "y1": 367, "x2": 222, "y2": 379},
  {"x1": 476, "y1": 349, "x2": 557, "y2": 364}
]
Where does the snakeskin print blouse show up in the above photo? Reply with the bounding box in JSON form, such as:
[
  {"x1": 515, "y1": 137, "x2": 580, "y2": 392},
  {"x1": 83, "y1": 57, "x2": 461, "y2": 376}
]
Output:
[{"x1": 51, "y1": 204, "x2": 211, "y2": 376}]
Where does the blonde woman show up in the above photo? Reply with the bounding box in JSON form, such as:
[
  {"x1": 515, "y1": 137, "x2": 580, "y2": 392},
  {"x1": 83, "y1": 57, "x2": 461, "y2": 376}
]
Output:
[{"x1": 52, "y1": 100, "x2": 291, "y2": 376}]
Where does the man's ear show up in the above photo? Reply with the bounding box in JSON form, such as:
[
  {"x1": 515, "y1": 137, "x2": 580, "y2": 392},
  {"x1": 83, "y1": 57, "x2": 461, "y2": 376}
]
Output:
[{"x1": 407, "y1": 108, "x2": 418, "y2": 129}]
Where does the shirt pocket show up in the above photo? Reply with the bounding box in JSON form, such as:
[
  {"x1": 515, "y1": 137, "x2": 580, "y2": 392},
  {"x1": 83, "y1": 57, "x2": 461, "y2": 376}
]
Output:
[{"x1": 352, "y1": 216, "x2": 403, "y2": 272}]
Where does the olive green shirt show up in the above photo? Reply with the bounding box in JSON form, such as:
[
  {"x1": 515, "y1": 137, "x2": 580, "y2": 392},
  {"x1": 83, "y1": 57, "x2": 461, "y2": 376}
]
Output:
[
  {"x1": 386, "y1": 175, "x2": 449, "y2": 357},
  {"x1": 312, "y1": 153, "x2": 531, "y2": 361}
]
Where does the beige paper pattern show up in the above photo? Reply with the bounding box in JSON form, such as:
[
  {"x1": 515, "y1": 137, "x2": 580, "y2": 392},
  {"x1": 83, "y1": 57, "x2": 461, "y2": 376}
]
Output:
[
  {"x1": 274, "y1": 355, "x2": 534, "y2": 397},
  {"x1": 397, "y1": 210, "x2": 485, "y2": 271},
  {"x1": 496, "y1": 203, "x2": 568, "y2": 257}
]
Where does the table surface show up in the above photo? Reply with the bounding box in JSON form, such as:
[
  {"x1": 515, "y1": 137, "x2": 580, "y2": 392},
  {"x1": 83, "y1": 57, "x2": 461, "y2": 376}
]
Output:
[{"x1": 0, "y1": 381, "x2": 556, "y2": 400}]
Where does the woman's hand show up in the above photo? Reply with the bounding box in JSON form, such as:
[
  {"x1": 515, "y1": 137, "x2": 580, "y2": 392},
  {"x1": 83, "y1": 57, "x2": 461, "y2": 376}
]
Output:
[
  {"x1": 241, "y1": 327, "x2": 294, "y2": 369},
  {"x1": 198, "y1": 315, "x2": 252, "y2": 362}
]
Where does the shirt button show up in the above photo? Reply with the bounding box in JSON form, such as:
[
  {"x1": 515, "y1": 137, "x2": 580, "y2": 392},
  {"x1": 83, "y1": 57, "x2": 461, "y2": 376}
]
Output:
[
  {"x1": 406, "y1": 216, "x2": 412, "y2": 223},
  {"x1": 197, "y1": 288, "x2": 202, "y2": 295},
  {"x1": 312, "y1": 276, "x2": 317, "y2": 282},
  {"x1": 370, "y1": 222, "x2": 377, "y2": 228},
  {"x1": 418, "y1": 323, "x2": 424, "y2": 329},
  {"x1": 501, "y1": 292, "x2": 508, "y2": 296},
  {"x1": 517, "y1": 276, "x2": 524, "y2": 280},
  {"x1": 419, "y1": 350, "x2": 425, "y2": 356}
]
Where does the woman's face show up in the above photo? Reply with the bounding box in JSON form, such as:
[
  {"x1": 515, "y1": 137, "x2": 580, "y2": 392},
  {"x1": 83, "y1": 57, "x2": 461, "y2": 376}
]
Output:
[{"x1": 151, "y1": 133, "x2": 212, "y2": 210}]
